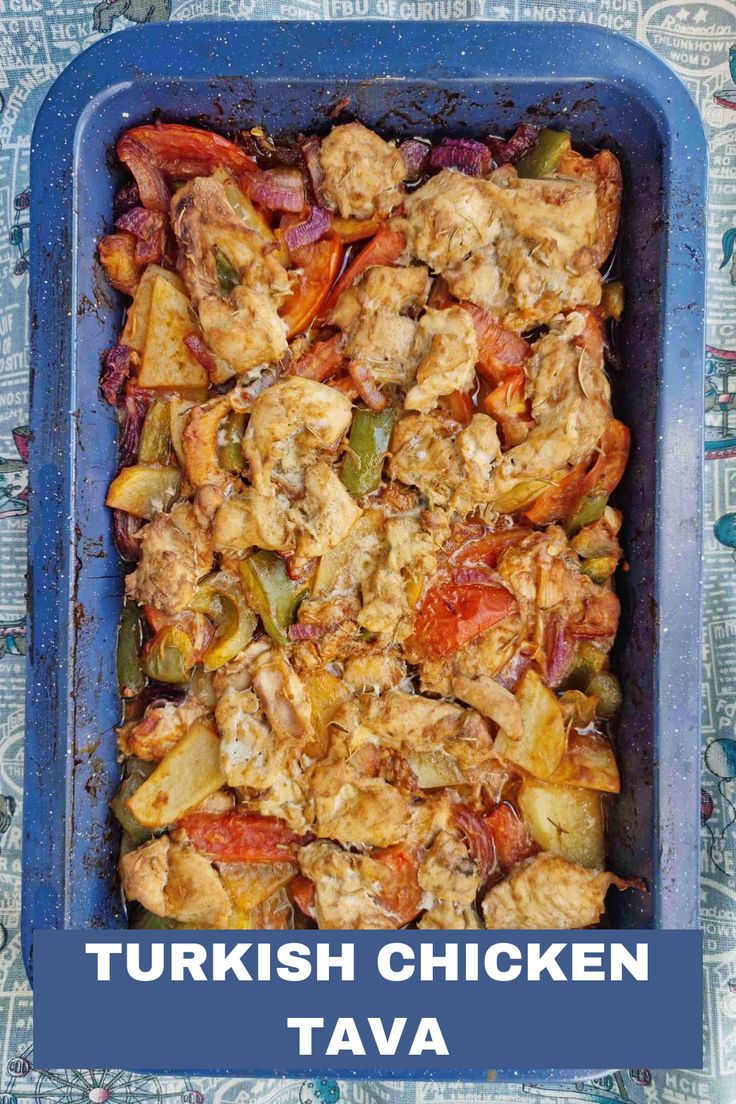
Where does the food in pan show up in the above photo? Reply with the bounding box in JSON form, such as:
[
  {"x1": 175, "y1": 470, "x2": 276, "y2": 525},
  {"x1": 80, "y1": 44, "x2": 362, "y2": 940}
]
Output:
[{"x1": 100, "y1": 117, "x2": 642, "y2": 930}]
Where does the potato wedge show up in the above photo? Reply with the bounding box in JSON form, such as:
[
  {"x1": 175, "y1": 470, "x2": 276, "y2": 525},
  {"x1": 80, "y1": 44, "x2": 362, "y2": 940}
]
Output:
[
  {"x1": 138, "y1": 275, "x2": 208, "y2": 389},
  {"x1": 547, "y1": 731, "x2": 620, "y2": 793},
  {"x1": 518, "y1": 779, "x2": 605, "y2": 869},
  {"x1": 182, "y1": 396, "x2": 233, "y2": 489},
  {"x1": 105, "y1": 464, "x2": 180, "y2": 520},
  {"x1": 122, "y1": 265, "x2": 186, "y2": 353},
  {"x1": 493, "y1": 669, "x2": 567, "y2": 779},
  {"x1": 127, "y1": 720, "x2": 226, "y2": 829},
  {"x1": 452, "y1": 675, "x2": 523, "y2": 741}
]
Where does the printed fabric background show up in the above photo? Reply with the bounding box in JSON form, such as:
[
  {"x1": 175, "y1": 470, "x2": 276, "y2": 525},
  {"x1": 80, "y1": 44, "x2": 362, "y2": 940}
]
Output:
[{"x1": 0, "y1": 1, "x2": 732, "y2": 1101}]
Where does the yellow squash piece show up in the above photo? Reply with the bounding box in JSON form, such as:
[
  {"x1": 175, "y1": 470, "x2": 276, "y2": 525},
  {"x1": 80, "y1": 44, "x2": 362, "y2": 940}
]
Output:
[
  {"x1": 105, "y1": 465, "x2": 181, "y2": 520},
  {"x1": 493, "y1": 669, "x2": 567, "y2": 780},
  {"x1": 190, "y1": 572, "x2": 257, "y2": 670},
  {"x1": 218, "y1": 861, "x2": 294, "y2": 916},
  {"x1": 138, "y1": 275, "x2": 208, "y2": 390},
  {"x1": 492, "y1": 480, "x2": 553, "y2": 515},
  {"x1": 126, "y1": 720, "x2": 226, "y2": 829},
  {"x1": 518, "y1": 779, "x2": 605, "y2": 869},
  {"x1": 122, "y1": 265, "x2": 186, "y2": 353}
]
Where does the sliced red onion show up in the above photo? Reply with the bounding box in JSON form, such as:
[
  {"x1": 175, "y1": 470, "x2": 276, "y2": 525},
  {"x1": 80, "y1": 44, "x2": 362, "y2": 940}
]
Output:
[
  {"x1": 245, "y1": 167, "x2": 306, "y2": 212},
  {"x1": 101, "y1": 345, "x2": 133, "y2": 406},
  {"x1": 545, "y1": 617, "x2": 575, "y2": 687},
  {"x1": 114, "y1": 207, "x2": 167, "y2": 265},
  {"x1": 117, "y1": 136, "x2": 171, "y2": 213},
  {"x1": 135, "y1": 684, "x2": 188, "y2": 709},
  {"x1": 113, "y1": 509, "x2": 144, "y2": 562},
  {"x1": 301, "y1": 135, "x2": 325, "y2": 200},
  {"x1": 283, "y1": 206, "x2": 331, "y2": 252},
  {"x1": 183, "y1": 334, "x2": 218, "y2": 379},
  {"x1": 114, "y1": 181, "x2": 141, "y2": 216},
  {"x1": 288, "y1": 622, "x2": 326, "y2": 641},
  {"x1": 487, "y1": 124, "x2": 539, "y2": 167},
  {"x1": 400, "y1": 138, "x2": 431, "y2": 181},
  {"x1": 429, "y1": 137, "x2": 491, "y2": 178},
  {"x1": 454, "y1": 806, "x2": 495, "y2": 883},
  {"x1": 119, "y1": 391, "x2": 152, "y2": 467}
]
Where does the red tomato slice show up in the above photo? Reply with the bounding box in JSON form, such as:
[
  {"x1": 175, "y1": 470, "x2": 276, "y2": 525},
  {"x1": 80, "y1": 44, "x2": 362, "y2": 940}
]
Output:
[
  {"x1": 525, "y1": 419, "x2": 630, "y2": 526},
  {"x1": 320, "y1": 223, "x2": 406, "y2": 317},
  {"x1": 461, "y1": 303, "x2": 531, "y2": 384},
  {"x1": 280, "y1": 237, "x2": 344, "y2": 337},
  {"x1": 442, "y1": 389, "x2": 475, "y2": 426},
  {"x1": 119, "y1": 123, "x2": 257, "y2": 179},
  {"x1": 291, "y1": 332, "x2": 346, "y2": 381},
  {"x1": 408, "y1": 580, "x2": 517, "y2": 661},
  {"x1": 482, "y1": 367, "x2": 533, "y2": 448},
  {"x1": 289, "y1": 875, "x2": 317, "y2": 919},
  {"x1": 373, "y1": 845, "x2": 422, "y2": 927},
  {"x1": 178, "y1": 811, "x2": 307, "y2": 864},
  {"x1": 453, "y1": 527, "x2": 530, "y2": 571},
  {"x1": 483, "y1": 803, "x2": 539, "y2": 873},
  {"x1": 330, "y1": 216, "x2": 384, "y2": 243}
]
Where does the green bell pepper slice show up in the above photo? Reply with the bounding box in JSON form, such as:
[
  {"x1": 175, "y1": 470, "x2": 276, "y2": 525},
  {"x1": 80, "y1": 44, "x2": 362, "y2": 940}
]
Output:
[
  {"x1": 341, "y1": 406, "x2": 397, "y2": 498},
  {"x1": 516, "y1": 128, "x2": 571, "y2": 179},
  {"x1": 142, "y1": 625, "x2": 194, "y2": 684},
  {"x1": 111, "y1": 757, "x2": 155, "y2": 846},
  {"x1": 240, "y1": 551, "x2": 307, "y2": 647},
  {"x1": 566, "y1": 491, "x2": 608, "y2": 536},
  {"x1": 138, "y1": 399, "x2": 171, "y2": 465},
  {"x1": 216, "y1": 249, "x2": 239, "y2": 294},
  {"x1": 587, "y1": 670, "x2": 623, "y2": 718},
  {"x1": 217, "y1": 410, "x2": 247, "y2": 474},
  {"x1": 117, "y1": 603, "x2": 147, "y2": 699},
  {"x1": 190, "y1": 573, "x2": 257, "y2": 670}
]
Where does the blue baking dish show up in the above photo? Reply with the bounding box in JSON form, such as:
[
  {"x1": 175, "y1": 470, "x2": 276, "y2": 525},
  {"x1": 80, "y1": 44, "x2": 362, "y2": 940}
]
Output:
[{"x1": 25, "y1": 19, "x2": 706, "y2": 1079}]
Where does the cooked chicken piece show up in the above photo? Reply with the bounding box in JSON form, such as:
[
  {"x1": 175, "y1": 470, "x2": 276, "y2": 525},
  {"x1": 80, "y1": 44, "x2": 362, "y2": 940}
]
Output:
[
  {"x1": 404, "y1": 168, "x2": 602, "y2": 331},
  {"x1": 358, "y1": 513, "x2": 439, "y2": 641},
  {"x1": 212, "y1": 487, "x2": 292, "y2": 555},
  {"x1": 456, "y1": 414, "x2": 501, "y2": 499},
  {"x1": 418, "y1": 901, "x2": 482, "y2": 929},
  {"x1": 298, "y1": 842, "x2": 390, "y2": 929},
  {"x1": 197, "y1": 286, "x2": 288, "y2": 376},
  {"x1": 388, "y1": 413, "x2": 465, "y2": 508},
  {"x1": 418, "y1": 830, "x2": 480, "y2": 905},
  {"x1": 404, "y1": 169, "x2": 499, "y2": 270},
  {"x1": 557, "y1": 149, "x2": 622, "y2": 267},
  {"x1": 125, "y1": 489, "x2": 222, "y2": 615},
  {"x1": 312, "y1": 510, "x2": 385, "y2": 599},
  {"x1": 251, "y1": 647, "x2": 314, "y2": 744},
  {"x1": 319, "y1": 122, "x2": 407, "y2": 220},
  {"x1": 496, "y1": 526, "x2": 620, "y2": 657},
  {"x1": 342, "y1": 650, "x2": 406, "y2": 693},
  {"x1": 171, "y1": 176, "x2": 290, "y2": 377},
  {"x1": 292, "y1": 462, "x2": 362, "y2": 559},
  {"x1": 309, "y1": 760, "x2": 424, "y2": 848},
  {"x1": 241, "y1": 773, "x2": 312, "y2": 835},
  {"x1": 405, "y1": 306, "x2": 477, "y2": 413},
  {"x1": 482, "y1": 852, "x2": 632, "y2": 929},
  {"x1": 118, "y1": 697, "x2": 209, "y2": 761},
  {"x1": 211, "y1": 639, "x2": 271, "y2": 695},
  {"x1": 345, "y1": 690, "x2": 495, "y2": 786},
  {"x1": 216, "y1": 688, "x2": 282, "y2": 790},
  {"x1": 419, "y1": 617, "x2": 524, "y2": 697},
  {"x1": 329, "y1": 264, "x2": 430, "y2": 390},
  {"x1": 216, "y1": 650, "x2": 314, "y2": 802},
  {"x1": 488, "y1": 311, "x2": 611, "y2": 506},
  {"x1": 120, "y1": 836, "x2": 230, "y2": 928},
  {"x1": 244, "y1": 377, "x2": 352, "y2": 495}
]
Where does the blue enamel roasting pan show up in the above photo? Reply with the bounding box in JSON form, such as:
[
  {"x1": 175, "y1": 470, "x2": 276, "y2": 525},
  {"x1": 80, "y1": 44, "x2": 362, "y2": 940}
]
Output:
[{"x1": 24, "y1": 19, "x2": 706, "y2": 1079}]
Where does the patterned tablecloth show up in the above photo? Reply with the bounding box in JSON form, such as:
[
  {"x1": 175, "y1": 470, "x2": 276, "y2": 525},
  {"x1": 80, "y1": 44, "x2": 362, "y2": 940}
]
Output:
[{"x1": 0, "y1": 1, "x2": 734, "y2": 1101}]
